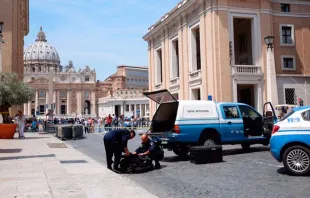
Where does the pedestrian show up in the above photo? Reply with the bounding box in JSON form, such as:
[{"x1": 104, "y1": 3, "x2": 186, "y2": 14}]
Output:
[
  {"x1": 83, "y1": 119, "x2": 89, "y2": 134},
  {"x1": 15, "y1": 110, "x2": 26, "y2": 138},
  {"x1": 107, "y1": 114, "x2": 112, "y2": 131},
  {"x1": 114, "y1": 115, "x2": 119, "y2": 129},
  {"x1": 31, "y1": 119, "x2": 37, "y2": 132},
  {"x1": 103, "y1": 129, "x2": 136, "y2": 171},
  {"x1": 97, "y1": 117, "x2": 102, "y2": 132}
]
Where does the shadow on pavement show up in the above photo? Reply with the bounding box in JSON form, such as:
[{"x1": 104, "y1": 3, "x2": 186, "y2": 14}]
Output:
[
  {"x1": 0, "y1": 149, "x2": 22, "y2": 153},
  {"x1": 223, "y1": 146, "x2": 269, "y2": 156},
  {"x1": 21, "y1": 137, "x2": 49, "y2": 140},
  {"x1": 162, "y1": 146, "x2": 269, "y2": 163},
  {"x1": 0, "y1": 154, "x2": 55, "y2": 161},
  {"x1": 277, "y1": 167, "x2": 310, "y2": 177}
]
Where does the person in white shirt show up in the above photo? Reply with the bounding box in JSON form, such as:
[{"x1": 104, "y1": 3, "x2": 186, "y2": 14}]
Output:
[
  {"x1": 15, "y1": 110, "x2": 26, "y2": 138},
  {"x1": 83, "y1": 119, "x2": 89, "y2": 134},
  {"x1": 97, "y1": 117, "x2": 102, "y2": 132}
]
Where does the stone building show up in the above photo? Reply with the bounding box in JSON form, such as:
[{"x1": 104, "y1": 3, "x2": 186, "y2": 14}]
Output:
[
  {"x1": 96, "y1": 65, "x2": 149, "y2": 98},
  {"x1": 0, "y1": 0, "x2": 29, "y2": 116},
  {"x1": 0, "y1": 0, "x2": 29, "y2": 78},
  {"x1": 23, "y1": 27, "x2": 97, "y2": 117},
  {"x1": 97, "y1": 65, "x2": 149, "y2": 118},
  {"x1": 143, "y1": 0, "x2": 310, "y2": 116}
]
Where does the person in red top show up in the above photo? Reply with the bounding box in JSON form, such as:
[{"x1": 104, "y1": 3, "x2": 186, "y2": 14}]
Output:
[{"x1": 107, "y1": 114, "x2": 112, "y2": 131}]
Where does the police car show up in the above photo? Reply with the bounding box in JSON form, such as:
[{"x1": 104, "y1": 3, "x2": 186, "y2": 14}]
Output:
[
  {"x1": 270, "y1": 106, "x2": 310, "y2": 175},
  {"x1": 144, "y1": 89, "x2": 276, "y2": 157}
]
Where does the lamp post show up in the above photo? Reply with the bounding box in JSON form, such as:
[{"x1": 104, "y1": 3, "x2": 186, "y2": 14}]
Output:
[
  {"x1": 0, "y1": 21, "x2": 4, "y2": 73},
  {"x1": 264, "y1": 36, "x2": 279, "y2": 106}
]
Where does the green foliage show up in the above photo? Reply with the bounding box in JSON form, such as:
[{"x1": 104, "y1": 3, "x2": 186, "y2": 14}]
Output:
[{"x1": 0, "y1": 72, "x2": 34, "y2": 109}]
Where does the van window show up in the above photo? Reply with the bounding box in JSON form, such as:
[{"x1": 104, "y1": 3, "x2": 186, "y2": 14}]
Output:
[
  {"x1": 223, "y1": 106, "x2": 240, "y2": 119},
  {"x1": 238, "y1": 105, "x2": 259, "y2": 119}
]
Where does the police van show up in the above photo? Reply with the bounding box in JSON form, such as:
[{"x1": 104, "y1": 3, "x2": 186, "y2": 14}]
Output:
[
  {"x1": 144, "y1": 89, "x2": 276, "y2": 156},
  {"x1": 270, "y1": 106, "x2": 310, "y2": 175}
]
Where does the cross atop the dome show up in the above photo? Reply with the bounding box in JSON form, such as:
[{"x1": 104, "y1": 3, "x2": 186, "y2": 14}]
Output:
[{"x1": 35, "y1": 26, "x2": 47, "y2": 42}]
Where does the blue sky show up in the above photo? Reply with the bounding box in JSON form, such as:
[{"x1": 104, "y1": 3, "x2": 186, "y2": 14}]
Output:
[{"x1": 24, "y1": 0, "x2": 180, "y2": 80}]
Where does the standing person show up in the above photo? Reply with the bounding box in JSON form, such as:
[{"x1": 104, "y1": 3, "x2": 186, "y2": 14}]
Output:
[
  {"x1": 114, "y1": 115, "x2": 119, "y2": 129},
  {"x1": 107, "y1": 114, "x2": 112, "y2": 131},
  {"x1": 15, "y1": 110, "x2": 26, "y2": 138},
  {"x1": 97, "y1": 117, "x2": 102, "y2": 132},
  {"x1": 31, "y1": 119, "x2": 37, "y2": 132},
  {"x1": 83, "y1": 119, "x2": 89, "y2": 134},
  {"x1": 90, "y1": 118, "x2": 95, "y2": 133},
  {"x1": 103, "y1": 129, "x2": 136, "y2": 171}
]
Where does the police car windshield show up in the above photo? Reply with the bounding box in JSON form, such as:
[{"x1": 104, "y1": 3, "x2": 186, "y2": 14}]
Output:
[{"x1": 280, "y1": 109, "x2": 295, "y2": 121}]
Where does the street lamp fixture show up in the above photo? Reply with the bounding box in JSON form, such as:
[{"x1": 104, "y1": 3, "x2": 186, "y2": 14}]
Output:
[{"x1": 264, "y1": 36, "x2": 275, "y2": 50}]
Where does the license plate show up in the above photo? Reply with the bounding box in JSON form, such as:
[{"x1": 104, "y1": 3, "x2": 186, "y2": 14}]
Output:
[{"x1": 161, "y1": 141, "x2": 168, "y2": 144}]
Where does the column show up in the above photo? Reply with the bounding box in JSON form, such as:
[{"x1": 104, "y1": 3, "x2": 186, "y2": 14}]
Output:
[
  {"x1": 134, "y1": 104, "x2": 137, "y2": 117},
  {"x1": 120, "y1": 104, "x2": 124, "y2": 116},
  {"x1": 77, "y1": 90, "x2": 82, "y2": 116},
  {"x1": 91, "y1": 91, "x2": 96, "y2": 117},
  {"x1": 45, "y1": 92, "x2": 48, "y2": 114},
  {"x1": 67, "y1": 90, "x2": 71, "y2": 115},
  {"x1": 232, "y1": 80, "x2": 237, "y2": 102},
  {"x1": 266, "y1": 48, "x2": 279, "y2": 105},
  {"x1": 53, "y1": 91, "x2": 56, "y2": 115},
  {"x1": 144, "y1": 104, "x2": 147, "y2": 116},
  {"x1": 257, "y1": 82, "x2": 263, "y2": 114},
  {"x1": 35, "y1": 90, "x2": 39, "y2": 115},
  {"x1": 28, "y1": 101, "x2": 31, "y2": 116},
  {"x1": 139, "y1": 104, "x2": 142, "y2": 117},
  {"x1": 56, "y1": 90, "x2": 60, "y2": 115},
  {"x1": 23, "y1": 103, "x2": 28, "y2": 116}
]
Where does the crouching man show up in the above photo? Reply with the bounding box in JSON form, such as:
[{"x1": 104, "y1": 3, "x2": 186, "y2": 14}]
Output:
[
  {"x1": 103, "y1": 129, "x2": 136, "y2": 172},
  {"x1": 133, "y1": 134, "x2": 163, "y2": 169}
]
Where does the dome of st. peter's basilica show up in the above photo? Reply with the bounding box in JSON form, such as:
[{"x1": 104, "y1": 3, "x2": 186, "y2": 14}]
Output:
[{"x1": 24, "y1": 27, "x2": 61, "y2": 72}]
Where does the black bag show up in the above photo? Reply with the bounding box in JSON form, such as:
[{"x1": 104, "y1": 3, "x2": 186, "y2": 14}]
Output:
[
  {"x1": 120, "y1": 155, "x2": 154, "y2": 173},
  {"x1": 190, "y1": 145, "x2": 223, "y2": 164}
]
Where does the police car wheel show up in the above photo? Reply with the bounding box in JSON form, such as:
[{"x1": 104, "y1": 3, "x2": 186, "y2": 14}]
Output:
[
  {"x1": 283, "y1": 146, "x2": 310, "y2": 176},
  {"x1": 173, "y1": 146, "x2": 189, "y2": 156},
  {"x1": 241, "y1": 143, "x2": 250, "y2": 150}
]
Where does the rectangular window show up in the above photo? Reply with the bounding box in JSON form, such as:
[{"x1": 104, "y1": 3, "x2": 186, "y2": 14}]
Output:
[
  {"x1": 126, "y1": 105, "x2": 129, "y2": 112},
  {"x1": 190, "y1": 26, "x2": 201, "y2": 72},
  {"x1": 155, "y1": 48, "x2": 163, "y2": 84},
  {"x1": 285, "y1": 88, "x2": 296, "y2": 105},
  {"x1": 171, "y1": 38, "x2": 180, "y2": 79},
  {"x1": 60, "y1": 91, "x2": 66, "y2": 99},
  {"x1": 85, "y1": 91, "x2": 89, "y2": 98},
  {"x1": 39, "y1": 91, "x2": 45, "y2": 99},
  {"x1": 85, "y1": 76, "x2": 90, "y2": 82},
  {"x1": 223, "y1": 106, "x2": 240, "y2": 119},
  {"x1": 281, "y1": 55, "x2": 296, "y2": 70},
  {"x1": 280, "y1": 25, "x2": 294, "y2": 45},
  {"x1": 131, "y1": 104, "x2": 135, "y2": 111},
  {"x1": 281, "y1": 4, "x2": 290, "y2": 12},
  {"x1": 192, "y1": 88, "x2": 201, "y2": 100}
]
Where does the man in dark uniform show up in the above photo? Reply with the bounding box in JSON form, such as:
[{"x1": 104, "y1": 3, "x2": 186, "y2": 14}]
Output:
[
  {"x1": 103, "y1": 129, "x2": 136, "y2": 171},
  {"x1": 133, "y1": 134, "x2": 162, "y2": 169}
]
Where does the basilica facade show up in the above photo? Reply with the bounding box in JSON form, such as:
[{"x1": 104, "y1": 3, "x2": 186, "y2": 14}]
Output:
[{"x1": 23, "y1": 27, "x2": 97, "y2": 117}]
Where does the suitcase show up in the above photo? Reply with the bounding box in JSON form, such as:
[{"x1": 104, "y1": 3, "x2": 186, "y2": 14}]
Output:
[{"x1": 190, "y1": 145, "x2": 223, "y2": 164}]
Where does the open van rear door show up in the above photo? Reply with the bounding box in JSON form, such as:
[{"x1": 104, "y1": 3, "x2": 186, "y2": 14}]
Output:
[
  {"x1": 263, "y1": 102, "x2": 277, "y2": 138},
  {"x1": 144, "y1": 89, "x2": 177, "y2": 104}
]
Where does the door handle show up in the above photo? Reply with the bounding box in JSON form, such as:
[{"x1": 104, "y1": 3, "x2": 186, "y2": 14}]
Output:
[{"x1": 228, "y1": 121, "x2": 232, "y2": 124}]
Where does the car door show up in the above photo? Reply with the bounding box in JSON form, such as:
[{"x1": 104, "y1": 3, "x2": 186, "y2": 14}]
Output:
[
  {"x1": 263, "y1": 102, "x2": 277, "y2": 138},
  {"x1": 219, "y1": 105, "x2": 244, "y2": 142}
]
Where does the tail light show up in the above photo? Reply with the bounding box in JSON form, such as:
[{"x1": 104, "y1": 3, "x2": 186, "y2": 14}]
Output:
[
  {"x1": 272, "y1": 125, "x2": 280, "y2": 134},
  {"x1": 173, "y1": 125, "x2": 180, "y2": 134}
]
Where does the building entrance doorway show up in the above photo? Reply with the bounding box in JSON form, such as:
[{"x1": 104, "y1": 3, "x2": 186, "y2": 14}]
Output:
[
  {"x1": 114, "y1": 105, "x2": 120, "y2": 117},
  {"x1": 237, "y1": 84, "x2": 255, "y2": 108},
  {"x1": 61, "y1": 105, "x2": 66, "y2": 115},
  {"x1": 84, "y1": 100, "x2": 91, "y2": 115}
]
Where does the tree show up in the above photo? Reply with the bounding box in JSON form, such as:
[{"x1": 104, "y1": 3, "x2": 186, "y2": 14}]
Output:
[{"x1": 0, "y1": 73, "x2": 34, "y2": 123}]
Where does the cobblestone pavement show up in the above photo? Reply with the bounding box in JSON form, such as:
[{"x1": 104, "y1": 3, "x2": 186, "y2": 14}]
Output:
[{"x1": 66, "y1": 133, "x2": 310, "y2": 198}]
